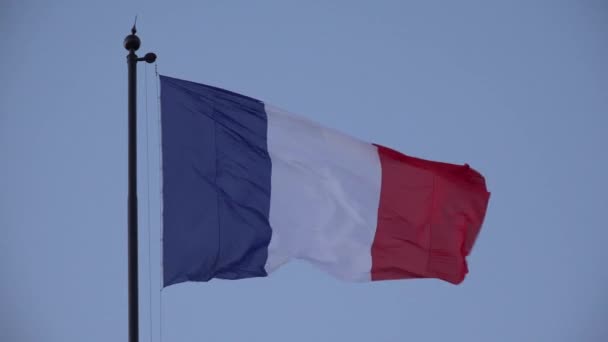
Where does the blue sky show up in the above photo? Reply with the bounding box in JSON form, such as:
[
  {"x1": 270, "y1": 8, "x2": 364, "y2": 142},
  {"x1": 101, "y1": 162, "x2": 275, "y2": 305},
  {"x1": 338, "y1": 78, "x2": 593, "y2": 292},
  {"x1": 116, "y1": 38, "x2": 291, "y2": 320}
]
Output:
[{"x1": 1, "y1": 1, "x2": 607, "y2": 341}]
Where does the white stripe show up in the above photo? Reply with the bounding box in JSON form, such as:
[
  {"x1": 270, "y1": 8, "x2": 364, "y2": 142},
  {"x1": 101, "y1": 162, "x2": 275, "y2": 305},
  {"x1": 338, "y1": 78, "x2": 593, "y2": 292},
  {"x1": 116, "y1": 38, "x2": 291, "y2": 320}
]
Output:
[{"x1": 265, "y1": 104, "x2": 382, "y2": 281}]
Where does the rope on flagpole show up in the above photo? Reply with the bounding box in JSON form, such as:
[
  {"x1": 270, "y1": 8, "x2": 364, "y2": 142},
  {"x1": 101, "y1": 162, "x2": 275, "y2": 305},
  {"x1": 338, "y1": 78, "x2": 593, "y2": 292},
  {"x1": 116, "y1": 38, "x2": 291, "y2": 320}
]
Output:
[
  {"x1": 144, "y1": 63, "x2": 155, "y2": 342},
  {"x1": 154, "y1": 62, "x2": 165, "y2": 342}
]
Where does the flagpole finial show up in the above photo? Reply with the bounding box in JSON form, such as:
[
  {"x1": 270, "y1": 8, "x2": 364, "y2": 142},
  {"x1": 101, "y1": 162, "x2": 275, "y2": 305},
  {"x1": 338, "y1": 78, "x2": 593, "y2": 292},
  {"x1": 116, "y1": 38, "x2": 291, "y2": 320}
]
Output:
[
  {"x1": 132, "y1": 15, "x2": 137, "y2": 34},
  {"x1": 124, "y1": 19, "x2": 140, "y2": 51}
]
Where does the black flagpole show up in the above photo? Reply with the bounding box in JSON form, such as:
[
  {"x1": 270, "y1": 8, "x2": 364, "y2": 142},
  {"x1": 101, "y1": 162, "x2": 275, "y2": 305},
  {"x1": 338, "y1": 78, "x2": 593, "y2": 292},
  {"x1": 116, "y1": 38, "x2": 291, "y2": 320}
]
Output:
[{"x1": 124, "y1": 24, "x2": 156, "y2": 342}]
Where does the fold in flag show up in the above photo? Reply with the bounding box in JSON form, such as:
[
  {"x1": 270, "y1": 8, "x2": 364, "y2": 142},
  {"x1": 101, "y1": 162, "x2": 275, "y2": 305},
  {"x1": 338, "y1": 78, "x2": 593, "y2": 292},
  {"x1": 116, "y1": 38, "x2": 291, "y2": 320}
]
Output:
[{"x1": 160, "y1": 75, "x2": 490, "y2": 287}]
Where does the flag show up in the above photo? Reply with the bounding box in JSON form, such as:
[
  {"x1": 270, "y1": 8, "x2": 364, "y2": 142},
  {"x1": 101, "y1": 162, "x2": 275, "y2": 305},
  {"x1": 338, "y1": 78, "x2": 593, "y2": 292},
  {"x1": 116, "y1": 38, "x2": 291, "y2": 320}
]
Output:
[{"x1": 160, "y1": 75, "x2": 490, "y2": 287}]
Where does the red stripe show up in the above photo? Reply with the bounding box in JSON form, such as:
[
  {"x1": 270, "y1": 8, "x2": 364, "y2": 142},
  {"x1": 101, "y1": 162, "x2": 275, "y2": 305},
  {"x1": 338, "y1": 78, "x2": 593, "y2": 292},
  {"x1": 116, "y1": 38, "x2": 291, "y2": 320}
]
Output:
[{"x1": 371, "y1": 145, "x2": 490, "y2": 284}]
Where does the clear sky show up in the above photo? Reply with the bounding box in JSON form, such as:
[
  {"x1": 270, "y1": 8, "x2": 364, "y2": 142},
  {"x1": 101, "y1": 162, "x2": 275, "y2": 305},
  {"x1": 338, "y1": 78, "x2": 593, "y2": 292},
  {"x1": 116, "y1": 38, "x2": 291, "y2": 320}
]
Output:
[{"x1": 1, "y1": 1, "x2": 607, "y2": 341}]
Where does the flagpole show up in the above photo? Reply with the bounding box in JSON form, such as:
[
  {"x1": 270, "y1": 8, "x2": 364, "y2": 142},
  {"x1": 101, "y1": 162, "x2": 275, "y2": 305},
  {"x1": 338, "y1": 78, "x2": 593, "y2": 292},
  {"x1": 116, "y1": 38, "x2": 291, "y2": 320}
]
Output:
[{"x1": 124, "y1": 24, "x2": 156, "y2": 342}]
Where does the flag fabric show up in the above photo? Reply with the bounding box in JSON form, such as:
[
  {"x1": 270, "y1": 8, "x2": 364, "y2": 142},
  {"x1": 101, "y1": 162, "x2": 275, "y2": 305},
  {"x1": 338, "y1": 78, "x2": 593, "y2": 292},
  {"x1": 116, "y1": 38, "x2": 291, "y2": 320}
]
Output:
[{"x1": 160, "y1": 75, "x2": 490, "y2": 287}]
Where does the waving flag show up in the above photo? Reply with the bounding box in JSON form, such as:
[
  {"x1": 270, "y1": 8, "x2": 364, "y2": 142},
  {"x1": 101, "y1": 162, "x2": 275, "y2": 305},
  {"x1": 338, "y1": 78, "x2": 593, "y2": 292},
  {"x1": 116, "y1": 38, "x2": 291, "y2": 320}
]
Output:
[{"x1": 160, "y1": 75, "x2": 490, "y2": 287}]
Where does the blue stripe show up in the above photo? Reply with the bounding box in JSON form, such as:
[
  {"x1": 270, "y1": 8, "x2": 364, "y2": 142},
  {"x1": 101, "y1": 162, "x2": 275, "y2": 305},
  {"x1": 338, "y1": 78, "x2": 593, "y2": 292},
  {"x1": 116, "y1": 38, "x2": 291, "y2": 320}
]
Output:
[{"x1": 160, "y1": 75, "x2": 272, "y2": 287}]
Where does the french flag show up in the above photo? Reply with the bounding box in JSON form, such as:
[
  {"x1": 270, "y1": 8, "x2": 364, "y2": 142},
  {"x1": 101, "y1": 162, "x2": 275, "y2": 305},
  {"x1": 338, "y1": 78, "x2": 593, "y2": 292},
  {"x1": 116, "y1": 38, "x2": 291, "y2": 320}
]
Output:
[{"x1": 160, "y1": 75, "x2": 490, "y2": 287}]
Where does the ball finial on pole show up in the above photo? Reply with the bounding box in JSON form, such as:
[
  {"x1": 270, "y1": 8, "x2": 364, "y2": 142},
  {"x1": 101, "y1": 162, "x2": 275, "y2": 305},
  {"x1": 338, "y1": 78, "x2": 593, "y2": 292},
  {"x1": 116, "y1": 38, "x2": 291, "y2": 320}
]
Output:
[
  {"x1": 124, "y1": 32, "x2": 141, "y2": 51},
  {"x1": 124, "y1": 18, "x2": 141, "y2": 51}
]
